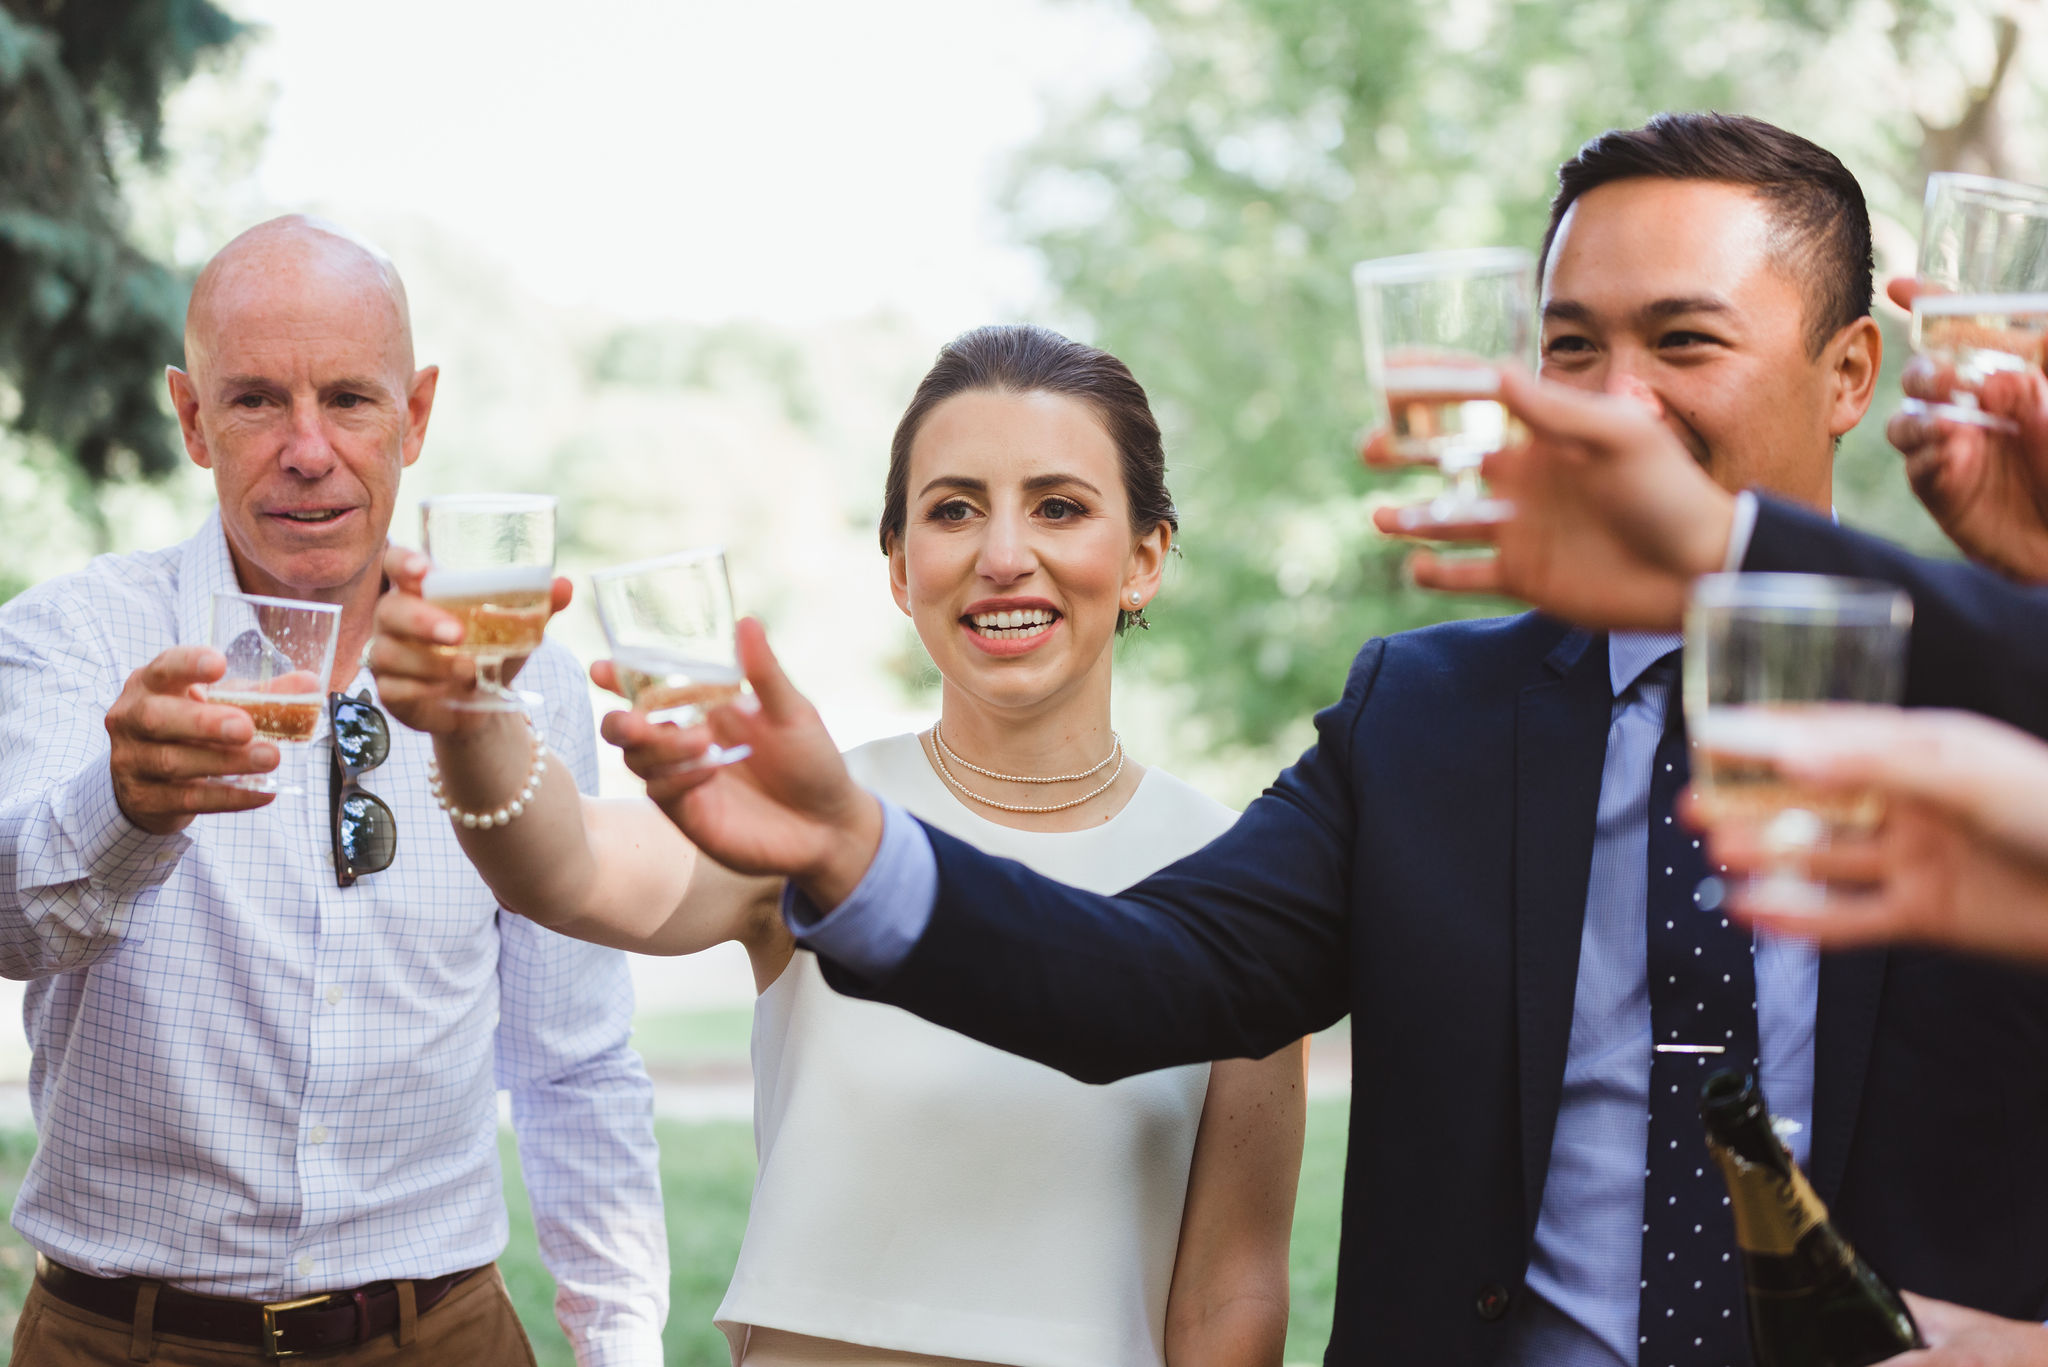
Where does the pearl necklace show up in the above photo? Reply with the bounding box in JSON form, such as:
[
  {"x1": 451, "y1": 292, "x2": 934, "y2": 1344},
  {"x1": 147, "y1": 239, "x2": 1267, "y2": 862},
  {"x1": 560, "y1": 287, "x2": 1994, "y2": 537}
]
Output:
[
  {"x1": 932, "y1": 724, "x2": 1120, "y2": 783},
  {"x1": 924, "y1": 729, "x2": 1126, "y2": 815}
]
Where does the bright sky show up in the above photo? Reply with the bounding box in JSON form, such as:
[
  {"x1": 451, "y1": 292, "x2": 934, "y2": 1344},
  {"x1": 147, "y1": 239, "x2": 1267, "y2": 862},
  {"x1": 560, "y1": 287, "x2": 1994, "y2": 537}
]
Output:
[{"x1": 234, "y1": 0, "x2": 1150, "y2": 332}]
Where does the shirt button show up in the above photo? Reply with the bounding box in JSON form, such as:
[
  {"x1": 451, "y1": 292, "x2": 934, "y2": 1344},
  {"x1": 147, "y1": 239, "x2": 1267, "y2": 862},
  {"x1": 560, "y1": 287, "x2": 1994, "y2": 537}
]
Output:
[
  {"x1": 309, "y1": 1124, "x2": 329, "y2": 1145},
  {"x1": 324, "y1": 986, "x2": 343, "y2": 1006},
  {"x1": 1475, "y1": 1283, "x2": 1512, "y2": 1321},
  {"x1": 296, "y1": 1254, "x2": 315, "y2": 1277}
]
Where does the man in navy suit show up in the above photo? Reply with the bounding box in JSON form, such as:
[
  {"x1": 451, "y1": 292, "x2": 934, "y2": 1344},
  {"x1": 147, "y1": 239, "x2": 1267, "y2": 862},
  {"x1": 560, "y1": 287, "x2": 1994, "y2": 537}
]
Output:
[{"x1": 625, "y1": 115, "x2": 2048, "y2": 1366}]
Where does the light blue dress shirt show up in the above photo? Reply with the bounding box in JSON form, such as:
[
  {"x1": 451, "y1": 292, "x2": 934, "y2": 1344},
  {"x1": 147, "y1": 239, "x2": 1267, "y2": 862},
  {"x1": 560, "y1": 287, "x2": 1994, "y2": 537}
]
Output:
[{"x1": 788, "y1": 632, "x2": 1818, "y2": 1367}]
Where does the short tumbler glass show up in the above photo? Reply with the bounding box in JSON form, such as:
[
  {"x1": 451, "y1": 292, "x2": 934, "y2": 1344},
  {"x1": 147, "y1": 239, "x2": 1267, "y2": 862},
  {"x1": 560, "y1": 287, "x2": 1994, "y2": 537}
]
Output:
[
  {"x1": 590, "y1": 548, "x2": 752, "y2": 770},
  {"x1": 1683, "y1": 573, "x2": 1913, "y2": 910},
  {"x1": 200, "y1": 591, "x2": 341, "y2": 795}
]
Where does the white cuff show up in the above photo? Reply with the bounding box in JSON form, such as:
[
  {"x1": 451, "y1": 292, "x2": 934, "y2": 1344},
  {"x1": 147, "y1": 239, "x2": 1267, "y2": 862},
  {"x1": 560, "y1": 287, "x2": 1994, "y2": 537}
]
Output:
[
  {"x1": 570, "y1": 1328, "x2": 667, "y2": 1367},
  {"x1": 1723, "y1": 490, "x2": 1760, "y2": 573}
]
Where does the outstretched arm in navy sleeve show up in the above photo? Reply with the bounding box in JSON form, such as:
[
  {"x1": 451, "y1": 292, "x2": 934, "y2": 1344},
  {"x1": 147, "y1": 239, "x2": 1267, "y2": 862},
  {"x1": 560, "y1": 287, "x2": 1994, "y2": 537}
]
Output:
[
  {"x1": 1743, "y1": 496, "x2": 2048, "y2": 738},
  {"x1": 803, "y1": 641, "x2": 1380, "y2": 1083}
]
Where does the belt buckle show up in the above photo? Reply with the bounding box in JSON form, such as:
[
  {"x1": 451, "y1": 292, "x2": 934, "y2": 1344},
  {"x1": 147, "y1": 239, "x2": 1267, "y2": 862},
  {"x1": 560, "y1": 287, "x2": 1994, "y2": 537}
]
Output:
[{"x1": 261, "y1": 1292, "x2": 337, "y2": 1359}]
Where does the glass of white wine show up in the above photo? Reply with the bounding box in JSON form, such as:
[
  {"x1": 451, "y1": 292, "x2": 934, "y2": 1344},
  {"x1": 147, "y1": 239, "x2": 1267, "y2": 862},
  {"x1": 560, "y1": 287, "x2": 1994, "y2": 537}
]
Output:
[
  {"x1": 1353, "y1": 246, "x2": 1535, "y2": 525},
  {"x1": 1684, "y1": 574, "x2": 1912, "y2": 910},
  {"x1": 200, "y1": 591, "x2": 341, "y2": 795},
  {"x1": 419, "y1": 494, "x2": 557, "y2": 714},
  {"x1": 1905, "y1": 172, "x2": 2048, "y2": 430},
  {"x1": 590, "y1": 548, "x2": 752, "y2": 770}
]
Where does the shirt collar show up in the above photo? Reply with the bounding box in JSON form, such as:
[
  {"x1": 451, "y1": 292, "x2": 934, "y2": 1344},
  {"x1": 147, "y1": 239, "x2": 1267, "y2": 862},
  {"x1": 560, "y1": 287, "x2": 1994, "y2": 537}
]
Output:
[
  {"x1": 174, "y1": 509, "x2": 244, "y2": 648},
  {"x1": 1608, "y1": 629, "x2": 1683, "y2": 699},
  {"x1": 174, "y1": 512, "x2": 391, "y2": 699}
]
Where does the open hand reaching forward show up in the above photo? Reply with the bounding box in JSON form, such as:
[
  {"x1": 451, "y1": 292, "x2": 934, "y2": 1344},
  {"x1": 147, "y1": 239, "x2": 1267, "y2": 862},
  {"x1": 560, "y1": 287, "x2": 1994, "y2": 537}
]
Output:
[{"x1": 602, "y1": 618, "x2": 884, "y2": 910}]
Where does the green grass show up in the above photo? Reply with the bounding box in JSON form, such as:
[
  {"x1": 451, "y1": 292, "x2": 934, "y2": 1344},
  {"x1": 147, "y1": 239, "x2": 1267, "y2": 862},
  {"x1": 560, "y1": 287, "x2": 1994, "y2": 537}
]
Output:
[
  {"x1": 1286, "y1": 1098, "x2": 1347, "y2": 1360},
  {"x1": 0, "y1": 1099, "x2": 1348, "y2": 1366},
  {"x1": 502, "y1": 1120, "x2": 759, "y2": 1367},
  {"x1": 0, "y1": 1130, "x2": 36, "y2": 1353}
]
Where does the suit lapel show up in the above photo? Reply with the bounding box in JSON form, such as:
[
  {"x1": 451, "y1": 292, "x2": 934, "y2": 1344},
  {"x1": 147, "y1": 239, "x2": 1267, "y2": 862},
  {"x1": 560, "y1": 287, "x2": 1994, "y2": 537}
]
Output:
[
  {"x1": 1810, "y1": 947, "x2": 1887, "y2": 1205},
  {"x1": 1514, "y1": 627, "x2": 1614, "y2": 1242}
]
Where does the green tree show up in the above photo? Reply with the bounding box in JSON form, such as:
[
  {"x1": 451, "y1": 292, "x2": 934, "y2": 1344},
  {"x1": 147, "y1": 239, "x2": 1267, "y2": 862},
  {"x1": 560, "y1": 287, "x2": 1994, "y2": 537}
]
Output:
[
  {"x1": 0, "y1": 0, "x2": 244, "y2": 484},
  {"x1": 1013, "y1": 0, "x2": 2019, "y2": 753}
]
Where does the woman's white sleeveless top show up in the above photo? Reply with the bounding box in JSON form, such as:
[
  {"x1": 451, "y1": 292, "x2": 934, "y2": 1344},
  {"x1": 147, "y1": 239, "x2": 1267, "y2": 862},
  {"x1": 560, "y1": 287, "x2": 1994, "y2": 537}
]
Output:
[{"x1": 715, "y1": 732, "x2": 1238, "y2": 1367}]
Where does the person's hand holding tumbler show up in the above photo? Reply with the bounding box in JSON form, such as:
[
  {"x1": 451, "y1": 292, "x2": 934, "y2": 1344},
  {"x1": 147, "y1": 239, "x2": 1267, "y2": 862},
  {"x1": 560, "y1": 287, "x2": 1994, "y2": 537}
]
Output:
[{"x1": 1685, "y1": 705, "x2": 2048, "y2": 969}]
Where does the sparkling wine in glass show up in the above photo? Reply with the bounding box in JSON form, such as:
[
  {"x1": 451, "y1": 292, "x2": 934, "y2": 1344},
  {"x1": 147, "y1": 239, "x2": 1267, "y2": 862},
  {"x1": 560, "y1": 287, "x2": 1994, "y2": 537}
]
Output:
[
  {"x1": 590, "y1": 548, "x2": 751, "y2": 769},
  {"x1": 1906, "y1": 172, "x2": 2048, "y2": 431},
  {"x1": 201, "y1": 591, "x2": 341, "y2": 795},
  {"x1": 419, "y1": 494, "x2": 557, "y2": 714},
  {"x1": 1684, "y1": 574, "x2": 1912, "y2": 909},
  {"x1": 1353, "y1": 246, "x2": 1535, "y2": 524},
  {"x1": 1910, "y1": 291, "x2": 2048, "y2": 405}
]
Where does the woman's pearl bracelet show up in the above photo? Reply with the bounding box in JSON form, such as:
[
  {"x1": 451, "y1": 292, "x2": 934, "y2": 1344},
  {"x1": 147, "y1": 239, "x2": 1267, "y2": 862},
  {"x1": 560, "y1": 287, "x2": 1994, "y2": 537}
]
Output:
[{"x1": 428, "y1": 715, "x2": 549, "y2": 831}]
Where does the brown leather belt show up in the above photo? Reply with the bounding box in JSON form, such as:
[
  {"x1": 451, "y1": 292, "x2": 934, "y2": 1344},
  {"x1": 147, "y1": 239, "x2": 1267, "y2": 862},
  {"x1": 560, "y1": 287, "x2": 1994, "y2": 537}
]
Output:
[{"x1": 37, "y1": 1257, "x2": 486, "y2": 1357}]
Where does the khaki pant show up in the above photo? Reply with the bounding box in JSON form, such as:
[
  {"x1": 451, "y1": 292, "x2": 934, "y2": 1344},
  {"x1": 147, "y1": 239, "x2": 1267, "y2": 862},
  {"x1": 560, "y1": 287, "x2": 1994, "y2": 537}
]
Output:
[{"x1": 10, "y1": 1265, "x2": 538, "y2": 1365}]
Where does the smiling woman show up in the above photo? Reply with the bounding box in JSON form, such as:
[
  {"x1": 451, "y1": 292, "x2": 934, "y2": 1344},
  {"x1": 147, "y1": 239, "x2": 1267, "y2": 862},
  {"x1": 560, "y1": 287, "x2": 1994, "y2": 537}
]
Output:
[
  {"x1": 880, "y1": 324, "x2": 1178, "y2": 631},
  {"x1": 874, "y1": 327, "x2": 1175, "y2": 825},
  {"x1": 367, "y1": 323, "x2": 1308, "y2": 1366},
  {"x1": 705, "y1": 325, "x2": 1307, "y2": 1365}
]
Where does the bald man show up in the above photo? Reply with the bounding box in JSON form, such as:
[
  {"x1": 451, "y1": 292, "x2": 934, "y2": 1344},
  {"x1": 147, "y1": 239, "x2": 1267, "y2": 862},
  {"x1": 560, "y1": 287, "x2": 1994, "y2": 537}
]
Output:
[{"x1": 0, "y1": 218, "x2": 667, "y2": 1364}]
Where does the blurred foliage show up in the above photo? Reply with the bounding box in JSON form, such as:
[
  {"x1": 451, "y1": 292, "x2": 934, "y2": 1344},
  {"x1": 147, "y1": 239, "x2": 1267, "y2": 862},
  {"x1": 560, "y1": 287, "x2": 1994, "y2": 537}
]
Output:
[
  {"x1": 589, "y1": 321, "x2": 824, "y2": 432},
  {"x1": 0, "y1": 0, "x2": 243, "y2": 483},
  {"x1": 1012, "y1": 0, "x2": 2024, "y2": 752}
]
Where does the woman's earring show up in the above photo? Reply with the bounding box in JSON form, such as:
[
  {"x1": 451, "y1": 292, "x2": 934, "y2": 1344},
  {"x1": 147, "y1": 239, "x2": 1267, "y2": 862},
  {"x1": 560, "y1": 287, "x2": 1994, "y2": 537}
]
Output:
[{"x1": 1126, "y1": 590, "x2": 1150, "y2": 630}]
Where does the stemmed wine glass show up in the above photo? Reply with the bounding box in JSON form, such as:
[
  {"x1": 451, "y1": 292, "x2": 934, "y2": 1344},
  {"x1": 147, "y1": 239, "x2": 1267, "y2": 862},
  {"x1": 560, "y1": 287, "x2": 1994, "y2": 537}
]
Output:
[
  {"x1": 1905, "y1": 172, "x2": 2048, "y2": 431},
  {"x1": 1353, "y1": 246, "x2": 1535, "y2": 525},
  {"x1": 419, "y1": 494, "x2": 557, "y2": 714}
]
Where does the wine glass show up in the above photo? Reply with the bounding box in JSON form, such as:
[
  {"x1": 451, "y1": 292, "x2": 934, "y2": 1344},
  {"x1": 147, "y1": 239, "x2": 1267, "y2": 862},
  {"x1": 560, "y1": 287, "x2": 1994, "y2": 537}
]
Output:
[
  {"x1": 590, "y1": 548, "x2": 752, "y2": 769},
  {"x1": 1905, "y1": 172, "x2": 2048, "y2": 430},
  {"x1": 418, "y1": 494, "x2": 557, "y2": 714},
  {"x1": 1684, "y1": 573, "x2": 1912, "y2": 909},
  {"x1": 1353, "y1": 246, "x2": 1535, "y2": 525},
  {"x1": 200, "y1": 591, "x2": 341, "y2": 795}
]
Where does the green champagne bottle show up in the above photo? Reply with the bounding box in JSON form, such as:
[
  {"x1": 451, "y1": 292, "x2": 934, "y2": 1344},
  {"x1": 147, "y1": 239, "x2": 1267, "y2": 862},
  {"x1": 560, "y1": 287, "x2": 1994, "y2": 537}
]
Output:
[{"x1": 1699, "y1": 1070, "x2": 1923, "y2": 1367}]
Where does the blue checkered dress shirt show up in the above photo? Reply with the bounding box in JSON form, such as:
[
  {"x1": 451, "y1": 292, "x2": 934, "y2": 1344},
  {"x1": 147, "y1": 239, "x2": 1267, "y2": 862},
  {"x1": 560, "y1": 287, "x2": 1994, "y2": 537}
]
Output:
[{"x1": 0, "y1": 513, "x2": 667, "y2": 1365}]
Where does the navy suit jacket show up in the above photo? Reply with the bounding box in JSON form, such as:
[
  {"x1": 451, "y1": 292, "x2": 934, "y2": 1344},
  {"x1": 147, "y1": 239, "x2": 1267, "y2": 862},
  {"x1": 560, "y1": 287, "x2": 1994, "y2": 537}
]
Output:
[{"x1": 821, "y1": 498, "x2": 2048, "y2": 1365}]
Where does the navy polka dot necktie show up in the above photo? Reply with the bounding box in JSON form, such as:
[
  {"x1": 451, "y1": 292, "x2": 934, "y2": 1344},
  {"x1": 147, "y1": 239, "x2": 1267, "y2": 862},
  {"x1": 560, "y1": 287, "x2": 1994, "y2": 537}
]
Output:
[{"x1": 1639, "y1": 655, "x2": 1759, "y2": 1367}]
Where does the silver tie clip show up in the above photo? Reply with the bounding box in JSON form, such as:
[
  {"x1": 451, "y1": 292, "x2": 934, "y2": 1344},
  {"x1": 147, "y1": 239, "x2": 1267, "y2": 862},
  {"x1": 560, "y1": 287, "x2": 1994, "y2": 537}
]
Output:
[{"x1": 1654, "y1": 1044, "x2": 1727, "y2": 1054}]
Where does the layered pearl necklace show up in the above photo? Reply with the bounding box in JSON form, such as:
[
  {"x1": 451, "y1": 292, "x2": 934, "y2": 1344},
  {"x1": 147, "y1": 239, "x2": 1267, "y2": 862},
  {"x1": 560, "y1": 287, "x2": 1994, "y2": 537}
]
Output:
[{"x1": 924, "y1": 725, "x2": 1125, "y2": 815}]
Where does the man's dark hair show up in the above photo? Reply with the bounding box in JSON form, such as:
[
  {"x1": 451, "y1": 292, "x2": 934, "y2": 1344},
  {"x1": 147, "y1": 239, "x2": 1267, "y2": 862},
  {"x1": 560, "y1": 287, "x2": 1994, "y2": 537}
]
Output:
[{"x1": 1541, "y1": 112, "x2": 1873, "y2": 355}]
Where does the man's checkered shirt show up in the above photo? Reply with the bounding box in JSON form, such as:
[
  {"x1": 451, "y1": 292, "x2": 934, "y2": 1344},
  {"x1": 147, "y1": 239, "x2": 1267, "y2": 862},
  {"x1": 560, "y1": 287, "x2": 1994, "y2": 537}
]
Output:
[{"x1": 0, "y1": 514, "x2": 668, "y2": 1365}]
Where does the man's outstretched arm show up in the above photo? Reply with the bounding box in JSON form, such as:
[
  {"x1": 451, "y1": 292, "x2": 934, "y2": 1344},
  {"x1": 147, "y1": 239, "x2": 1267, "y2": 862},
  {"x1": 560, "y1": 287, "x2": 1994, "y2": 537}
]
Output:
[
  {"x1": 0, "y1": 591, "x2": 277, "y2": 978},
  {"x1": 1740, "y1": 496, "x2": 2048, "y2": 737},
  {"x1": 1372, "y1": 367, "x2": 2048, "y2": 739},
  {"x1": 613, "y1": 621, "x2": 1365, "y2": 1083}
]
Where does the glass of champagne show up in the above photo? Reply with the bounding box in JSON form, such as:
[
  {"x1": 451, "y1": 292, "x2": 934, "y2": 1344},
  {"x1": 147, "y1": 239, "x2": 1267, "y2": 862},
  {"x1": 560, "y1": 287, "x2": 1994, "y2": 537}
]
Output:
[
  {"x1": 590, "y1": 548, "x2": 752, "y2": 769},
  {"x1": 1684, "y1": 573, "x2": 1913, "y2": 909},
  {"x1": 1906, "y1": 172, "x2": 2048, "y2": 430},
  {"x1": 200, "y1": 591, "x2": 341, "y2": 795},
  {"x1": 1353, "y1": 246, "x2": 1535, "y2": 524},
  {"x1": 419, "y1": 494, "x2": 557, "y2": 714}
]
